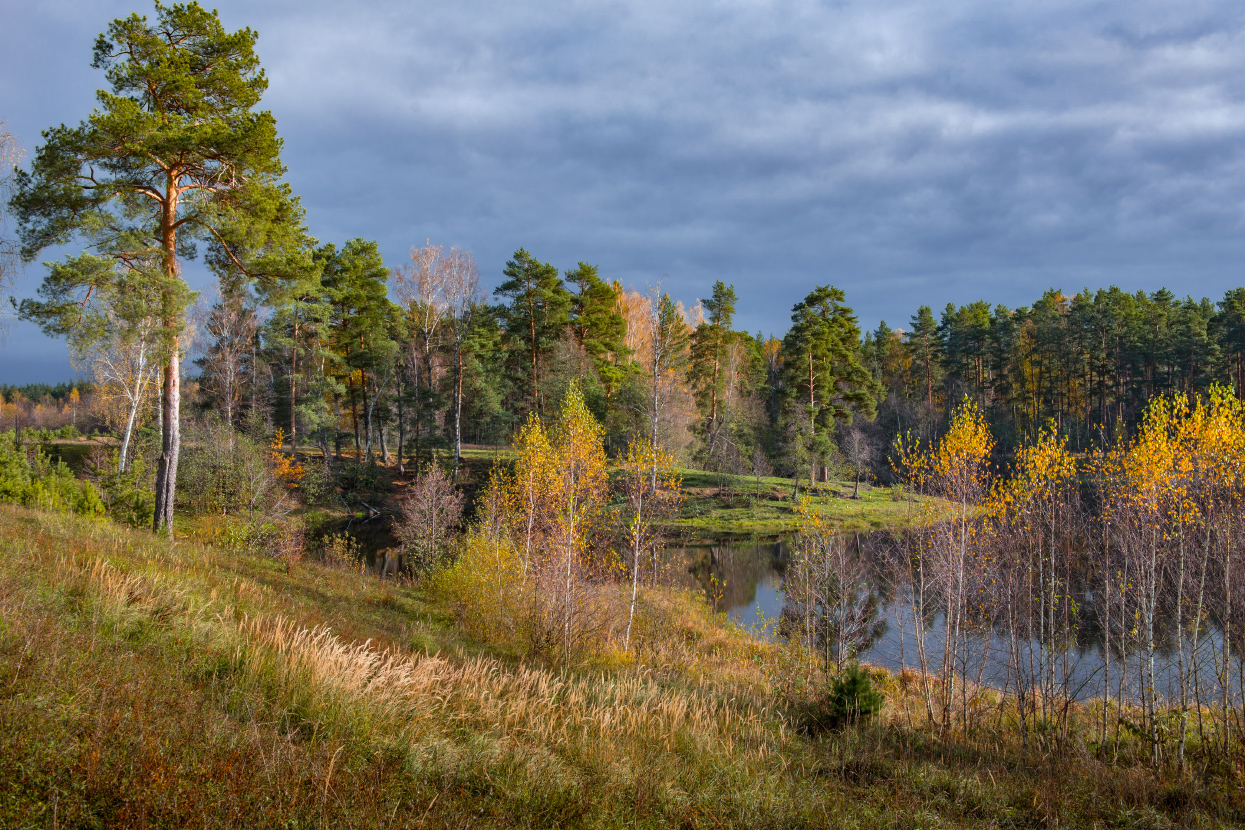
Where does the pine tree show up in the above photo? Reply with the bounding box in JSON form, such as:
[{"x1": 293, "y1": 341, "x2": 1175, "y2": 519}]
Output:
[
  {"x1": 565, "y1": 263, "x2": 629, "y2": 396},
  {"x1": 907, "y1": 305, "x2": 942, "y2": 410},
  {"x1": 495, "y1": 249, "x2": 571, "y2": 417},
  {"x1": 319, "y1": 239, "x2": 397, "y2": 459},
  {"x1": 688, "y1": 280, "x2": 738, "y2": 459},
  {"x1": 12, "y1": 2, "x2": 316, "y2": 530},
  {"x1": 780, "y1": 286, "x2": 877, "y2": 488}
]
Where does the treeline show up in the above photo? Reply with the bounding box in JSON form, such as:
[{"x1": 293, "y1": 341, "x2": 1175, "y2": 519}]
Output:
[
  {"x1": 864, "y1": 287, "x2": 1245, "y2": 452},
  {"x1": 62, "y1": 233, "x2": 1245, "y2": 498},
  {"x1": 18, "y1": 1, "x2": 1245, "y2": 529},
  {"x1": 188, "y1": 242, "x2": 877, "y2": 489},
  {"x1": 0, "y1": 383, "x2": 92, "y2": 437}
]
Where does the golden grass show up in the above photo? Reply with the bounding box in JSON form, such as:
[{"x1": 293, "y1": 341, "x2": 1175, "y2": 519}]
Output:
[{"x1": 1, "y1": 504, "x2": 1242, "y2": 828}]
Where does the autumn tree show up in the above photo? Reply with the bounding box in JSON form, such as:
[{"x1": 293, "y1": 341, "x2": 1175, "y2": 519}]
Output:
[
  {"x1": 618, "y1": 437, "x2": 681, "y2": 648},
  {"x1": 547, "y1": 384, "x2": 610, "y2": 660},
  {"x1": 892, "y1": 399, "x2": 993, "y2": 731},
  {"x1": 990, "y1": 424, "x2": 1080, "y2": 747},
  {"x1": 641, "y1": 288, "x2": 691, "y2": 483},
  {"x1": 195, "y1": 286, "x2": 259, "y2": 429},
  {"x1": 391, "y1": 243, "x2": 449, "y2": 467},
  {"x1": 443, "y1": 248, "x2": 481, "y2": 475},
  {"x1": 396, "y1": 464, "x2": 464, "y2": 576},
  {"x1": 11, "y1": 2, "x2": 315, "y2": 531},
  {"x1": 508, "y1": 413, "x2": 556, "y2": 581},
  {"x1": 786, "y1": 498, "x2": 886, "y2": 673},
  {"x1": 840, "y1": 424, "x2": 873, "y2": 498},
  {"x1": 24, "y1": 255, "x2": 163, "y2": 472}
]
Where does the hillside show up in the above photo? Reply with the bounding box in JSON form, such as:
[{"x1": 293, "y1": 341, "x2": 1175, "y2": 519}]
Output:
[{"x1": 1, "y1": 505, "x2": 1239, "y2": 828}]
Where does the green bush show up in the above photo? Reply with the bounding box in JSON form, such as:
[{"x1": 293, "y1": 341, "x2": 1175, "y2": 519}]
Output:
[
  {"x1": 825, "y1": 663, "x2": 884, "y2": 728},
  {"x1": 178, "y1": 421, "x2": 287, "y2": 517},
  {"x1": 793, "y1": 662, "x2": 885, "y2": 735},
  {"x1": 97, "y1": 455, "x2": 156, "y2": 528},
  {"x1": 337, "y1": 460, "x2": 381, "y2": 505},
  {"x1": 297, "y1": 460, "x2": 337, "y2": 507},
  {"x1": 0, "y1": 433, "x2": 105, "y2": 517}
]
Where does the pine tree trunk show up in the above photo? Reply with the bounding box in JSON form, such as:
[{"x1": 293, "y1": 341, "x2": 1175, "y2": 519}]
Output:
[
  {"x1": 289, "y1": 337, "x2": 298, "y2": 453},
  {"x1": 396, "y1": 358, "x2": 405, "y2": 474}
]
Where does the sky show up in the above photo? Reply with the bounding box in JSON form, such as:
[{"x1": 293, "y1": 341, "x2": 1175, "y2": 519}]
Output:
[{"x1": 3, "y1": 0, "x2": 1245, "y2": 384}]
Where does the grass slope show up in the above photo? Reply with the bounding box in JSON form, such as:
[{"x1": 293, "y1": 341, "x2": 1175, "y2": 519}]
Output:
[{"x1": 1, "y1": 506, "x2": 1239, "y2": 828}]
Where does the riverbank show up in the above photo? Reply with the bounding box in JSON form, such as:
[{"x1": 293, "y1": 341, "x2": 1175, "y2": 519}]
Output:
[
  {"x1": 42, "y1": 440, "x2": 942, "y2": 546},
  {"x1": 1, "y1": 503, "x2": 1240, "y2": 828}
]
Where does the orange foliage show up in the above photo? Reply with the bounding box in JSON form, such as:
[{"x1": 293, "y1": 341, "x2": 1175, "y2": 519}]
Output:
[{"x1": 268, "y1": 429, "x2": 305, "y2": 487}]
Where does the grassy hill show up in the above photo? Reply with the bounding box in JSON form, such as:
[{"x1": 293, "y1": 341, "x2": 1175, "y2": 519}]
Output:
[{"x1": 1, "y1": 504, "x2": 1239, "y2": 828}]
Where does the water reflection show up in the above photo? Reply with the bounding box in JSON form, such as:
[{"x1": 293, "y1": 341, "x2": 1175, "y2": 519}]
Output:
[{"x1": 670, "y1": 534, "x2": 1240, "y2": 703}]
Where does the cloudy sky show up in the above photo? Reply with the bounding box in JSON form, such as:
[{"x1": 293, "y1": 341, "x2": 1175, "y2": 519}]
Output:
[{"x1": 3, "y1": 0, "x2": 1245, "y2": 383}]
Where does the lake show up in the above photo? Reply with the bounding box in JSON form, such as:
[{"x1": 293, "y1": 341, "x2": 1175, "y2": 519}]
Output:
[{"x1": 671, "y1": 534, "x2": 1239, "y2": 704}]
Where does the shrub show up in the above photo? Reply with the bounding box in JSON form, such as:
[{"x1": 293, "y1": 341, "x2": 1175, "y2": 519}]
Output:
[
  {"x1": 395, "y1": 464, "x2": 463, "y2": 576},
  {"x1": 787, "y1": 661, "x2": 884, "y2": 735},
  {"x1": 337, "y1": 460, "x2": 381, "y2": 505},
  {"x1": 177, "y1": 420, "x2": 292, "y2": 518},
  {"x1": 427, "y1": 530, "x2": 527, "y2": 647},
  {"x1": 97, "y1": 454, "x2": 156, "y2": 528},
  {"x1": 318, "y1": 532, "x2": 363, "y2": 569},
  {"x1": 80, "y1": 445, "x2": 156, "y2": 528},
  {"x1": 297, "y1": 459, "x2": 336, "y2": 506},
  {"x1": 0, "y1": 433, "x2": 105, "y2": 517}
]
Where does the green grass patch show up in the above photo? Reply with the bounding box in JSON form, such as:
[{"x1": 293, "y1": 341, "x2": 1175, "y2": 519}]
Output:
[{"x1": 669, "y1": 468, "x2": 948, "y2": 540}]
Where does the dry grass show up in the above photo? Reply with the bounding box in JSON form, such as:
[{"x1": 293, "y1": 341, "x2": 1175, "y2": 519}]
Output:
[{"x1": 1, "y1": 504, "x2": 1242, "y2": 828}]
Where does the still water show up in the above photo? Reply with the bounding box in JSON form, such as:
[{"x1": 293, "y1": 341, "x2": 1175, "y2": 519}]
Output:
[{"x1": 671, "y1": 536, "x2": 1235, "y2": 703}]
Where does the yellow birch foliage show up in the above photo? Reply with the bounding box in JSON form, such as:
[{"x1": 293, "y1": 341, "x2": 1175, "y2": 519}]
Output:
[
  {"x1": 548, "y1": 384, "x2": 610, "y2": 571},
  {"x1": 990, "y1": 423, "x2": 1076, "y2": 520},
  {"x1": 431, "y1": 529, "x2": 527, "y2": 646},
  {"x1": 892, "y1": 399, "x2": 993, "y2": 516},
  {"x1": 618, "y1": 440, "x2": 682, "y2": 576},
  {"x1": 930, "y1": 400, "x2": 993, "y2": 505},
  {"x1": 436, "y1": 384, "x2": 616, "y2": 660},
  {"x1": 508, "y1": 412, "x2": 558, "y2": 576}
]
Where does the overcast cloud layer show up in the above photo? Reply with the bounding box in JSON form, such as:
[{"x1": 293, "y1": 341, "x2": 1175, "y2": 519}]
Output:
[{"x1": 4, "y1": 0, "x2": 1245, "y2": 382}]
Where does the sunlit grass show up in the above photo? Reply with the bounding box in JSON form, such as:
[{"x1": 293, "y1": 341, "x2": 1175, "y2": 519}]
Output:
[
  {"x1": 1, "y1": 504, "x2": 1239, "y2": 828},
  {"x1": 671, "y1": 467, "x2": 953, "y2": 538}
]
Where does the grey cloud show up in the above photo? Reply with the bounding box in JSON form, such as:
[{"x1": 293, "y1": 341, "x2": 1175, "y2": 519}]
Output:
[{"x1": 5, "y1": 0, "x2": 1245, "y2": 380}]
